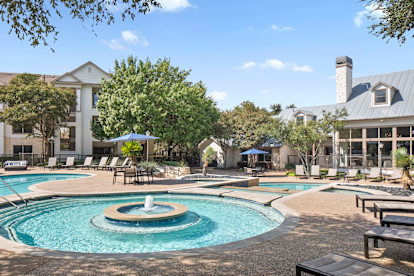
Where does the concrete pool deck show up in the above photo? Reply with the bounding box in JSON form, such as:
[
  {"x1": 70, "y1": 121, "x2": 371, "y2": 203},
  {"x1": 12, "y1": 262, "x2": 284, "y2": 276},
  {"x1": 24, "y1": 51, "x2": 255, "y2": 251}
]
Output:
[{"x1": 0, "y1": 168, "x2": 413, "y2": 275}]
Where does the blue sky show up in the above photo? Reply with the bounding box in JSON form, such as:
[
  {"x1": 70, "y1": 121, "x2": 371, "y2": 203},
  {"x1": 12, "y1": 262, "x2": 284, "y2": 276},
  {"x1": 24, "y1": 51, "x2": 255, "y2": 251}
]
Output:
[{"x1": 1, "y1": 0, "x2": 414, "y2": 111}]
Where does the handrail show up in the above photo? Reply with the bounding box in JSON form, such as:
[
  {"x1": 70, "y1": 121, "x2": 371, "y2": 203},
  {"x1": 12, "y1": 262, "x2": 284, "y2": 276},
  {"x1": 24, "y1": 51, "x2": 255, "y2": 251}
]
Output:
[
  {"x1": 0, "y1": 195, "x2": 19, "y2": 208},
  {"x1": 0, "y1": 178, "x2": 27, "y2": 208}
]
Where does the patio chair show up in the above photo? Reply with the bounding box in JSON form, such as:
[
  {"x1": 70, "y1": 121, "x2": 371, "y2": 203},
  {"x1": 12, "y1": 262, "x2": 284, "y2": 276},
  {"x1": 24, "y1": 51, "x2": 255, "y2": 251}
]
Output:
[
  {"x1": 45, "y1": 157, "x2": 58, "y2": 170},
  {"x1": 364, "y1": 226, "x2": 414, "y2": 259},
  {"x1": 296, "y1": 252, "x2": 408, "y2": 275},
  {"x1": 385, "y1": 168, "x2": 403, "y2": 183},
  {"x1": 325, "y1": 168, "x2": 337, "y2": 180},
  {"x1": 143, "y1": 166, "x2": 155, "y2": 184},
  {"x1": 75, "y1": 157, "x2": 93, "y2": 170},
  {"x1": 60, "y1": 157, "x2": 75, "y2": 169},
  {"x1": 310, "y1": 165, "x2": 322, "y2": 179},
  {"x1": 345, "y1": 169, "x2": 359, "y2": 182},
  {"x1": 356, "y1": 194, "x2": 414, "y2": 212},
  {"x1": 89, "y1": 157, "x2": 109, "y2": 170},
  {"x1": 295, "y1": 165, "x2": 306, "y2": 178},
  {"x1": 104, "y1": 157, "x2": 119, "y2": 171},
  {"x1": 365, "y1": 167, "x2": 382, "y2": 182},
  {"x1": 244, "y1": 167, "x2": 255, "y2": 177},
  {"x1": 123, "y1": 167, "x2": 137, "y2": 185}
]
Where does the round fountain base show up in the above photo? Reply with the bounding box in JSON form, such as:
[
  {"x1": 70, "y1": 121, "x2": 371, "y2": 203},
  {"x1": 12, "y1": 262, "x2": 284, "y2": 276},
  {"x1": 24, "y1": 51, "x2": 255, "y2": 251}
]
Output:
[{"x1": 103, "y1": 202, "x2": 188, "y2": 224}]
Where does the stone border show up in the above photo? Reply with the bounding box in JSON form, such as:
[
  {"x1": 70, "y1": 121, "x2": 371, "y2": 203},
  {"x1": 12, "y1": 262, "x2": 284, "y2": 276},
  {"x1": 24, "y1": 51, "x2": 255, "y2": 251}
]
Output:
[
  {"x1": 0, "y1": 192, "x2": 299, "y2": 261},
  {"x1": 104, "y1": 202, "x2": 188, "y2": 222}
]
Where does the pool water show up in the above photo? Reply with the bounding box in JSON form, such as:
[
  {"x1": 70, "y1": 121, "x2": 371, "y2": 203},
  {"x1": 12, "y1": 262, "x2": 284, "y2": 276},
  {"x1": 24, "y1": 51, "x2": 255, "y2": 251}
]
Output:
[
  {"x1": 259, "y1": 183, "x2": 324, "y2": 190},
  {"x1": 0, "y1": 194, "x2": 284, "y2": 254},
  {"x1": 0, "y1": 174, "x2": 89, "y2": 196},
  {"x1": 322, "y1": 188, "x2": 370, "y2": 195},
  {"x1": 192, "y1": 180, "x2": 225, "y2": 183},
  {"x1": 211, "y1": 187, "x2": 289, "y2": 197}
]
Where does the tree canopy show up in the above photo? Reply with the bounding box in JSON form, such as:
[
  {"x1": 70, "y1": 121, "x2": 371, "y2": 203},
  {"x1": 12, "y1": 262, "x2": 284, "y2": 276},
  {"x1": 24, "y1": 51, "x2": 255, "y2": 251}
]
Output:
[
  {"x1": 362, "y1": 0, "x2": 414, "y2": 44},
  {"x1": 0, "y1": 73, "x2": 76, "y2": 159},
  {"x1": 0, "y1": 0, "x2": 160, "y2": 49},
  {"x1": 93, "y1": 56, "x2": 220, "y2": 156},
  {"x1": 269, "y1": 103, "x2": 282, "y2": 115}
]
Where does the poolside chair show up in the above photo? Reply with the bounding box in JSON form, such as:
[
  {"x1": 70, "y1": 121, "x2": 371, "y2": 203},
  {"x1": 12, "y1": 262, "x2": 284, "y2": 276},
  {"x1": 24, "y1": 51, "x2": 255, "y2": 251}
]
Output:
[
  {"x1": 104, "y1": 157, "x2": 119, "y2": 171},
  {"x1": 325, "y1": 168, "x2": 337, "y2": 180},
  {"x1": 60, "y1": 157, "x2": 75, "y2": 169},
  {"x1": 89, "y1": 157, "x2": 109, "y2": 170},
  {"x1": 345, "y1": 169, "x2": 359, "y2": 182},
  {"x1": 356, "y1": 194, "x2": 414, "y2": 212},
  {"x1": 365, "y1": 167, "x2": 382, "y2": 182},
  {"x1": 295, "y1": 165, "x2": 306, "y2": 178},
  {"x1": 123, "y1": 167, "x2": 137, "y2": 185},
  {"x1": 385, "y1": 168, "x2": 403, "y2": 183},
  {"x1": 310, "y1": 165, "x2": 322, "y2": 179},
  {"x1": 143, "y1": 166, "x2": 155, "y2": 184},
  {"x1": 75, "y1": 157, "x2": 93, "y2": 170},
  {"x1": 113, "y1": 157, "x2": 130, "y2": 169},
  {"x1": 45, "y1": 157, "x2": 58, "y2": 170},
  {"x1": 244, "y1": 167, "x2": 255, "y2": 177}
]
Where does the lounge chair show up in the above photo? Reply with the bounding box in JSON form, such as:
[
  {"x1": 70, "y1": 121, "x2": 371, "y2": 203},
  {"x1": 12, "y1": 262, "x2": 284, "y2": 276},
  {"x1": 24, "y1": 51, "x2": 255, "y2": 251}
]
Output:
[
  {"x1": 113, "y1": 157, "x2": 130, "y2": 169},
  {"x1": 244, "y1": 167, "x2": 256, "y2": 177},
  {"x1": 4, "y1": 160, "x2": 27, "y2": 171},
  {"x1": 45, "y1": 157, "x2": 58, "y2": 170},
  {"x1": 385, "y1": 168, "x2": 403, "y2": 183},
  {"x1": 75, "y1": 157, "x2": 93, "y2": 170},
  {"x1": 324, "y1": 168, "x2": 337, "y2": 180},
  {"x1": 310, "y1": 165, "x2": 322, "y2": 179},
  {"x1": 381, "y1": 215, "x2": 414, "y2": 227},
  {"x1": 356, "y1": 194, "x2": 414, "y2": 212},
  {"x1": 364, "y1": 226, "x2": 414, "y2": 259},
  {"x1": 296, "y1": 252, "x2": 408, "y2": 275},
  {"x1": 60, "y1": 157, "x2": 75, "y2": 169},
  {"x1": 365, "y1": 167, "x2": 382, "y2": 182},
  {"x1": 345, "y1": 169, "x2": 359, "y2": 182},
  {"x1": 89, "y1": 157, "x2": 109, "y2": 170},
  {"x1": 373, "y1": 202, "x2": 414, "y2": 220},
  {"x1": 103, "y1": 157, "x2": 119, "y2": 171},
  {"x1": 295, "y1": 165, "x2": 306, "y2": 178}
]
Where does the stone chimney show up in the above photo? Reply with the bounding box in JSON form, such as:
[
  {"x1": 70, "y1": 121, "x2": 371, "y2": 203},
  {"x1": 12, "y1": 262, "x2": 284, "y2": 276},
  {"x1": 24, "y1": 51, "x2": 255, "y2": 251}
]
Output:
[{"x1": 336, "y1": 56, "x2": 353, "y2": 104}]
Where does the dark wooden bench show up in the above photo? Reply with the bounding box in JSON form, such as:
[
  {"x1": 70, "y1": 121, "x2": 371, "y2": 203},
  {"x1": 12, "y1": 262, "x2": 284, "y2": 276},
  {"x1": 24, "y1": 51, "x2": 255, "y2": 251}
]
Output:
[
  {"x1": 381, "y1": 215, "x2": 414, "y2": 227},
  {"x1": 373, "y1": 202, "x2": 414, "y2": 220},
  {"x1": 356, "y1": 194, "x2": 414, "y2": 213}
]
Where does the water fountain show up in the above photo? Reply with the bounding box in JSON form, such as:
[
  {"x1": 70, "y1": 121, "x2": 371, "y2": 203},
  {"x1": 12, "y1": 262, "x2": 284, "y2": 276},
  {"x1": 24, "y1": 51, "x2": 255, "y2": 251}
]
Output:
[{"x1": 143, "y1": 195, "x2": 154, "y2": 212}]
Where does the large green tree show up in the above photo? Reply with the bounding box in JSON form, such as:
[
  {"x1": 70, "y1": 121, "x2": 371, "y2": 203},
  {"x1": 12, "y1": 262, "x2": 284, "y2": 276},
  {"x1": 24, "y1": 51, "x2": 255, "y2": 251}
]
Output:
[
  {"x1": 262, "y1": 108, "x2": 347, "y2": 175},
  {"x1": 0, "y1": 0, "x2": 160, "y2": 49},
  {"x1": 362, "y1": 0, "x2": 414, "y2": 44},
  {"x1": 93, "y1": 56, "x2": 220, "y2": 157},
  {"x1": 0, "y1": 73, "x2": 76, "y2": 160}
]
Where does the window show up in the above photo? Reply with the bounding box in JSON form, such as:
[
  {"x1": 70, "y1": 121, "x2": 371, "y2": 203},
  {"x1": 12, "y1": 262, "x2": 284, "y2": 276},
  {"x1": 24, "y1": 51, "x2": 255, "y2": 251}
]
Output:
[
  {"x1": 92, "y1": 87, "x2": 101, "y2": 107},
  {"x1": 93, "y1": 147, "x2": 113, "y2": 155},
  {"x1": 366, "y1": 128, "x2": 378, "y2": 138},
  {"x1": 366, "y1": 142, "x2": 379, "y2": 167},
  {"x1": 339, "y1": 129, "x2": 350, "y2": 139},
  {"x1": 60, "y1": 127, "x2": 76, "y2": 151},
  {"x1": 397, "y1": 141, "x2": 411, "y2": 154},
  {"x1": 13, "y1": 145, "x2": 32, "y2": 155},
  {"x1": 69, "y1": 88, "x2": 77, "y2": 112},
  {"x1": 397, "y1": 127, "x2": 410, "y2": 138},
  {"x1": 12, "y1": 125, "x2": 32, "y2": 134},
  {"x1": 380, "y1": 127, "x2": 393, "y2": 138},
  {"x1": 351, "y1": 129, "x2": 362, "y2": 139},
  {"x1": 374, "y1": 89, "x2": 387, "y2": 104},
  {"x1": 296, "y1": 116, "x2": 304, "y2": 124}
]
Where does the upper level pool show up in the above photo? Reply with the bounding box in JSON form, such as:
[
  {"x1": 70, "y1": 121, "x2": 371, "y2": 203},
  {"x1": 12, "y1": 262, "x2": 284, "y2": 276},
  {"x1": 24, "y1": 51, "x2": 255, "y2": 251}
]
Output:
[
  {"x1": 0, "y1": 173, "x2": 90, "y2": 196},
  {"x1": 259, "y1": 183, "x2": 325, "y2": 191}
]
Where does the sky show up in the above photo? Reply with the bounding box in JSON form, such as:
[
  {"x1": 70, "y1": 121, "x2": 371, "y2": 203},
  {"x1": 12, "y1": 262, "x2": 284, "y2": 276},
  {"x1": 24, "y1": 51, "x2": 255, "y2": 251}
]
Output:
[{"x1": 1, "y1": 0, "x2": 414, "y2": 111}]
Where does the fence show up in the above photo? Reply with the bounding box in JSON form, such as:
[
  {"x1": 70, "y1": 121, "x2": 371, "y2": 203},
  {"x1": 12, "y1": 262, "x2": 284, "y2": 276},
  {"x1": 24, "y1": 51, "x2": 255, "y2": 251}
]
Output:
[{"x1": 287, "y1": 155, "x2": 333, "y2": 168}]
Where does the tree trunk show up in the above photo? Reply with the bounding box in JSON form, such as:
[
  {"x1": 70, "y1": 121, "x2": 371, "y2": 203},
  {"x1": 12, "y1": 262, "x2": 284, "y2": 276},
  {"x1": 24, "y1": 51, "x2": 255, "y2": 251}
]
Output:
[
  {"x1": 202, "y1": 161, "x2": 208, "y2": 176},
  {"x1": 402, "y1": 169, "x2": 413, "y2": 190}
]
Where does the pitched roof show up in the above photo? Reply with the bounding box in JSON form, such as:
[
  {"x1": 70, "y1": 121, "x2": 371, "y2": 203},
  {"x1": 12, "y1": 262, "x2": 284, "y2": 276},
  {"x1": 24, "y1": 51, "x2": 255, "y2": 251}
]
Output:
[
  {"x1": 52, "y1": 61, "x2": 108, "y2": 84},
  {"x1": 279, "y1": 69, "x2": 414, "y2": 121},
  {"x1": 0, "y1": 73, "x2": 58, "y2": 86}
]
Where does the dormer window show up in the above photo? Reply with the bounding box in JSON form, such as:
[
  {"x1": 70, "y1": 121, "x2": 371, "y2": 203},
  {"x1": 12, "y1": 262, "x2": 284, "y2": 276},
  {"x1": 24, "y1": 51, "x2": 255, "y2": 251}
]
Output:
[
  {"x1": 370, "y1": 82, "x2": 397, "y2": 107},
  {"x1": 296, "y1": 116, "x2": 304, "y2": 124},
  {"x1": 374, "y1": 89, "x2": 387, "y2": 105}
]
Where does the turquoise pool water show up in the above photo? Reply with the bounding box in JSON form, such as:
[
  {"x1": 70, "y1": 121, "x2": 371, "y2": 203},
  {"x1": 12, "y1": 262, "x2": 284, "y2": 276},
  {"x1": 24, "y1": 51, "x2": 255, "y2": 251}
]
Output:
[
  {"x1": 259, "y1": 183, "x2": 324, "y2": 190},
  {"x1": 0, "y1": 194, "x2": 284, "y2": 254},
  {"x1": 211, "y1": 187, "x2": 289, "y2": 197},
  {"x1": 322, "y1": 188, "x2": 370, "y2": 195},
  {"x1": 0, "y1": 174, "x2": 89, "y2": 196}
]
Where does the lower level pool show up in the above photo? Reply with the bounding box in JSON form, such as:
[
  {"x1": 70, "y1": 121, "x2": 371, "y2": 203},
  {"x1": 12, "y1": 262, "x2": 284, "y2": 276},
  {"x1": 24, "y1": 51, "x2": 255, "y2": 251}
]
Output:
[
  {"x1": 0, "y1": 173, "x2": 89, "y2": 196},
  {"x1": 259, "y1": 183, "x2": 324, "y2": 190},
  {"x1": 0, "y1": 194, "x2": 284, "y2": 254}
]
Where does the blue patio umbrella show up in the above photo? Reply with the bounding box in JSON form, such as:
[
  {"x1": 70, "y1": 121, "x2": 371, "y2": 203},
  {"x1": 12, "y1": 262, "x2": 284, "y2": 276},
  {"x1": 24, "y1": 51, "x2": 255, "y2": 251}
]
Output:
[
  {"x1": 240, "y1": 148, "x2": 269, "y2": 167},
  {"x1": 108, "y1": 133, "x2": 159, "y2": 162}
]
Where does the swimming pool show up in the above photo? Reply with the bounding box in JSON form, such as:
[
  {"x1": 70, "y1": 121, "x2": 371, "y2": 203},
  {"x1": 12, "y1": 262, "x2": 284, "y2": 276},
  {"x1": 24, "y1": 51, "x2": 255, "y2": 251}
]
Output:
[
  {"x1": 211, "y1": 186, "x2": 289, "y2": 197},
  {"x1": 0, "y1": 194, "x2": 284, "y2": 254},
  {"x1": 259, "y1": 183, "x2": 325, "y2": 190},
  {"x1": 322, "y1": 188, "x2": 370, "y2": 195},
  {"x1": 0, "y1": 174, "x2": 89, "y2": 196}
]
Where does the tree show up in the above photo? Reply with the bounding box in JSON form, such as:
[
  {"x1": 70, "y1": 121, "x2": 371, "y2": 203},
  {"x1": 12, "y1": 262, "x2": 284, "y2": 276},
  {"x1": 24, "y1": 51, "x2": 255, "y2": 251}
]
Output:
[
  {"x1": 202, "y1": 147, "x2": 215, "y2": 176},
  {"x1": 121, "y1": 142, "x2": 143, "y2": 164},
  {"x1": 285, "y1": 104, "x2": 296, "y2": 109},
  {"x1": 262, "y1": 108, "x2": 347, "y2": 175},
  {"x1": 269, "y1": 103, "x2": 282, "y2": 115},
  {"x1": 1, "y1": 0, "x2": 160, "y2": 49},
  {"x1": 362, "y1": 0, "x2": 414, "y2": 44},
  {"x1": 0, "y1": 73, "x2": 76, "y2": 161},
  {"x1": 94, "y1": 56, "x2": 220, "y2": 157},
  {"x1": 212, "y1": 110, "x2": 235, "y2": 167},
  {"x1": 393, "y1": 147, "x2": 413, "y2": 190}
]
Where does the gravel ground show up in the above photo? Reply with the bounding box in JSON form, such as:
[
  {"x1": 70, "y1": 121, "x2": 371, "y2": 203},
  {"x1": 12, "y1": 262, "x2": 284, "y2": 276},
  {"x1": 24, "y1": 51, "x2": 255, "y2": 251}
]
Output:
[{"x1": 0, "y1": 191, "x2": 413, "y2": 275}]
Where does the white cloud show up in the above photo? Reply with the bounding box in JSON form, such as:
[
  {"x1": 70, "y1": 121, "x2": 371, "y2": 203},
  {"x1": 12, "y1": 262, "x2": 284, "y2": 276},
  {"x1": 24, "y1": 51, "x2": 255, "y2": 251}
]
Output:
[
  {"x1": 208, "y1": 91, "x2": 228, "y2": 101},
  {"x1": 100, "y1": 39, "x2": 125, "y2": 50},
  {"x1": 292, "y1": 64, "x2": 313, "y2": 72},
  {"x1": 236, "y1": 61, "x2": 256, "y2": 69},
  {"x1": 260, "y1": 59, "x2": 313, "y2": 72},
  {"x1": 121, "y1": 30, "x2": 148, "y2": 46},
  {"x1": 354, "y1": 3, "x2": 385, "y2": 27},
  {"x1": 157, "y1": 0, "x2": 191, "y2": 12},
  {"x1": 271, "y1": 24, "x2": 294, "y2": 31},
  {"x1": 260, "y1": 59, "x2": 287, "y2": 70}
]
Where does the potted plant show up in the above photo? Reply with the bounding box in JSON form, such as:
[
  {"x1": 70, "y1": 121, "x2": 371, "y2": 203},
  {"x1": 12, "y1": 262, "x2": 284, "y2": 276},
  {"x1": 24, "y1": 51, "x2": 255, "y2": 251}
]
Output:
[
  {"x1": 202, "y1": 147, "x2": 215, "y2": 176},
  {"x1": 121, "y1": 141, "x2": 143, "y2": 166}
]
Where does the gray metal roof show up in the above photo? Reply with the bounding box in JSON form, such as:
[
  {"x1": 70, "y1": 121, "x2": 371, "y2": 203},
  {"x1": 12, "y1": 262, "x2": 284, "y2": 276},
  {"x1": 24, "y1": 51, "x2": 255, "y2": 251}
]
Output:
[{"x1": 278, "y1": 69, "x2": 414, "y2": 121}]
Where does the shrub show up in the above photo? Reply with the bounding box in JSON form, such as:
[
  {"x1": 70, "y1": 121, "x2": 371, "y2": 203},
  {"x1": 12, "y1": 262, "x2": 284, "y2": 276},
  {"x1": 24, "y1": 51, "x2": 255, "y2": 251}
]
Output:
[{"x1": 285, "y1": 163, "x2": 295, "y2": 170}]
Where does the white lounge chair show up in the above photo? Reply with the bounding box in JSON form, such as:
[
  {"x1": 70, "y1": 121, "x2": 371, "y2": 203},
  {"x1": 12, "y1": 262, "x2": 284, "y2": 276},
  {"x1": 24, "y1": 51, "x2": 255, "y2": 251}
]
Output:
[
  {"x1": 45, "y1": 157, "x2": 58, "y2": 170},
  {"x1": 89, "y1": 157, "x2": 109, "y2": 170},
  {"x1": 345, "y1": 169, "x2": 359, "y2": 182},
  {"x1": 325, "y1": 168, "x2": 337, "y2": 180},
  {"x1": 104, "y1": 157, "x2": 119, "y2": 171},
  {"x1": 61, "y1": 157, "x2": 75, "y2": 169},
  {"x1": 386, "y1": 168, "x2": 403, "y2": 183},
  {"x1": 295, "y1": 165, "x2": 306, "y2": 178},
  {"x1": 310, "y1": 165, "x2": 322, "y2": 179},
  {"x1": 75, "y1": 157, "x2": 93, "y2": 170},
  {"x1": 366, "y1": 167, "x2": 382, "y2": 182}
]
